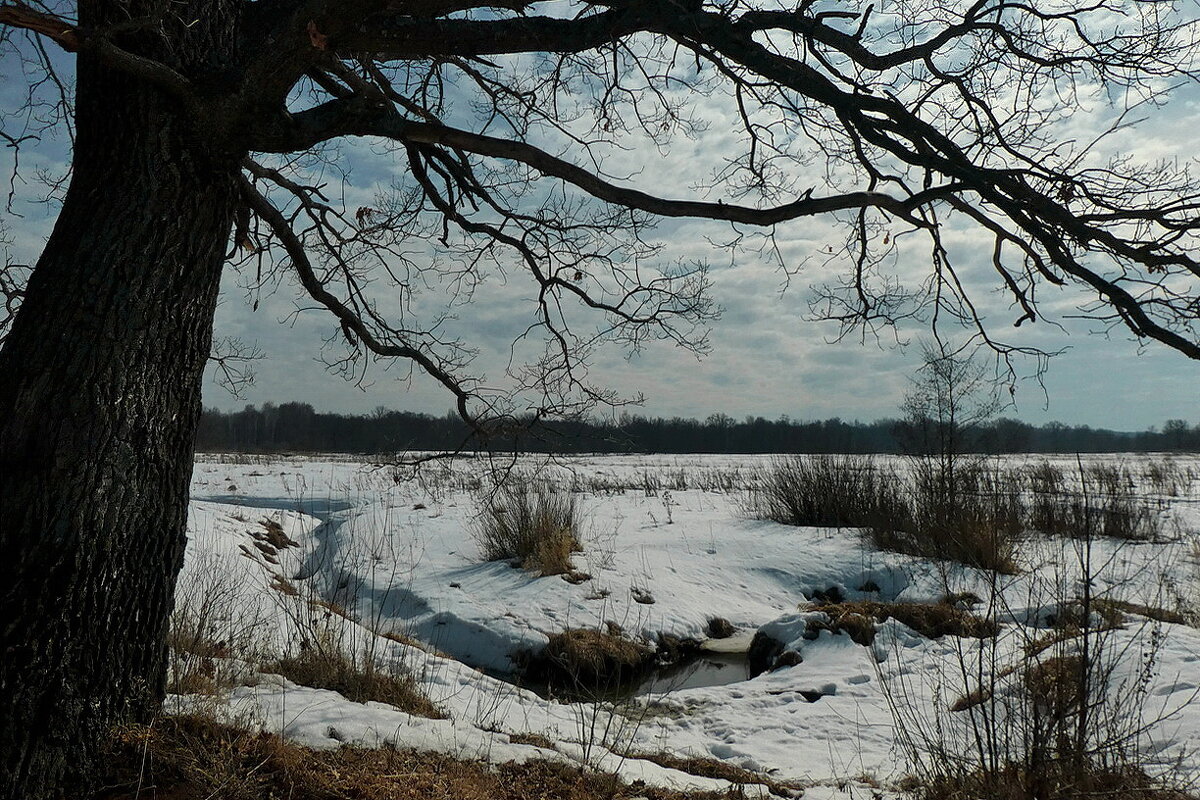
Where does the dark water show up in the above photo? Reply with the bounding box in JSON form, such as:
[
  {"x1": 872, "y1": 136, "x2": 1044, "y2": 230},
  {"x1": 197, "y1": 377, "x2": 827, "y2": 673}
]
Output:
[
  {"x1": 496, "y1": 650, "x2": 753, "y2": 704},
  {"x1": 631, "y1": 651, "x2": 752, "y2": 696}
]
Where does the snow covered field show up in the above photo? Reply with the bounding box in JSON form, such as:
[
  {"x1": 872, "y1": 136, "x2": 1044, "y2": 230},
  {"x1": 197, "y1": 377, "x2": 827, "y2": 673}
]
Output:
[{"x1": 180, "y1": 453, "x2": 1200, "y2": 797}]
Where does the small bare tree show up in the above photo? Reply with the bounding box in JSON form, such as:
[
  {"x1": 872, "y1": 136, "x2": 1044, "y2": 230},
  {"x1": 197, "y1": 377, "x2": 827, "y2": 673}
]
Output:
[{"x1": 899, "y1": 342, "x2": 1003, "y2": 511}]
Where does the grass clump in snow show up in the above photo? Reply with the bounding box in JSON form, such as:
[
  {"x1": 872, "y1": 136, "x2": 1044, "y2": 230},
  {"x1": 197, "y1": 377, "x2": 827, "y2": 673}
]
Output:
[
  {"x1": 888, "y1": 523, "x2": 1195, "y2": 800},
  {"x1": 1025, "y1": 462, "x2": 1164, "y2": 542},
  {"x1": 167, "y1": 551, "x2": 271, "y2": 696},
  {"x1": 533, "y1": 628, "x2": 654, "y2": 692},
  {"x1": 265, "y1": 647, "x2": 443, "y2": 719},
  {"x1": 625, "y1": 750, "x2": 807, "y2": 797},
  {"x1": 753, "y1": 455, "x2": 1020, "y2": 573},
  {"x1": 750, "y1": 454, "x2": 906, "y2": 530},
  {"x1": 167, "y1": 614, "x2": 239, "y2": 696},
  {"x1": 100, "y1": 714, "x2": 744, "y2": 800},
  {"x1": 873, "y1": 464, "x2": 1022, "y2": 574},
  {"x1": 1023, "y1": 654, "x2": 1085, "y2": 719},
  {"x1": 705, "y1": 617, "x2": 736, "y2": 639},
  {"x1": 1091, "y1": 598, "x2": 1187, "y2": 626},
  {"x1": 915, "y1": 766, "x2": 1192, "y2": 800},
  {"x1": 808, "y1": 600, "x2": 999, "y2": 646},
  {"x1": 475, "y1": 481, "x2": 582, "y2": 576}
]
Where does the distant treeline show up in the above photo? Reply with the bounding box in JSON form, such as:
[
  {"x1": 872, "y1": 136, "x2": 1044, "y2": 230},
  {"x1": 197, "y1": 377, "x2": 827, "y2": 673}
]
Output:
[{"x1": 195, "y1": 403, "x2": 1200, "y2": 455}]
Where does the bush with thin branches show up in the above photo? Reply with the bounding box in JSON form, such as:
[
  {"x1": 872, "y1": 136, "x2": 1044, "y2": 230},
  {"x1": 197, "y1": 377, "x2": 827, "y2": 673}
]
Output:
[{"x1": 884, "y1": 531, "x2": 1193, "y2": 800}]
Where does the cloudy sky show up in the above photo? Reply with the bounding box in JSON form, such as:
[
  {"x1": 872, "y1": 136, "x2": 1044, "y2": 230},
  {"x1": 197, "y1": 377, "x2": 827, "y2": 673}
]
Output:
[{"x1": 3, "y1": 8, "x2": 1200, "y2": 432}]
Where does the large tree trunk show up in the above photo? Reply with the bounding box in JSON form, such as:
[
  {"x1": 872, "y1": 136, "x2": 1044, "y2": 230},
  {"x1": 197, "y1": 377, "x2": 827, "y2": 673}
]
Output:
[{"x1": 0, "y1": 27, "x2": 240, "y2": 798}]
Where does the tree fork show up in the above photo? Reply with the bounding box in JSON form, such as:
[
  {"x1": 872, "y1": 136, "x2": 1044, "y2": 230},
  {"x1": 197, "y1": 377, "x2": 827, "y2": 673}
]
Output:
[{"x1": 0, "y1": 43, "x2": 241, "y2": 798}]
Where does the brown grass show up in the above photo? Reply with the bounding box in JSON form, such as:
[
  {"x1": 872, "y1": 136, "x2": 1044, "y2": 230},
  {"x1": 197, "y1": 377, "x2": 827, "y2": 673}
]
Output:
[
  {"x1": 527, "y1": 527, "x2": 579, "y2": 577},
  {"x1": 1025, "y1": 627, "x2": 1085, "y2": 658},
  {"x1": 1024, "y1": 655, "x2": 1085, "y2": 718},
  {"x1": 916, "y1": 762, "x2": 1192, "y2": 800},
  {"x1": 381, "y1": 630, "x2": 451, "y2": 658},
  {"x1": 166, "y1": 614, "x2": 240, "y2": 696},
  {"x1": 625, "y1": 750, "x2": 807, "y2": 796},
  {"x1": 535, "y1": 628, "x2": 653, "y2": 688},
  {"x1": 99, "y1": 715, "x2": 743, "y2": 800},
  {"x1": 265, "y1": 649, "x2": 444, "y2": 719},
  {"x1": 257, "y1": 518, "x2": 298, "y2": 549},
  {"x1": 1093, "y1": 598, "x2": 1187, "y2": 626},
  {"x1": 752, "y1": 456, "x2": 1022, "y2": 573},
  {"x1": 948, "y1": 686, "x2": 993, "y2": 713},
  {"x1": 705, "y1": 618, "x2": 736, "y2": 639},
  {"x1": 881, "y1": 501, "x2": 1021, "y2": 574},
  {"x1": 168, "y1": 668, "x2": 226, "y2": 697},
  {"x1": 507, "y1": 732, "x2": 557, "y2": 749},
  {"x1": 312, "y1": 598, "x2": 354, "y2": 620},
  {"x1": 270, "y1": 575, "x2": 299, "y2": 596},
  {"x1": 809, "y1": 600, "x2": 999, "y2": 645},
  {"x1": 475, "y1": 483, "x2": 582, "y2": 576}
]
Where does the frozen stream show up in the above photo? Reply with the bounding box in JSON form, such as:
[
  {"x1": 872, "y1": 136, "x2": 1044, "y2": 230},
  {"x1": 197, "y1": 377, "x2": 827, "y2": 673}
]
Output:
[
  {"x1": 183, "y1": 453, "x2": 1200, "y2": 795},
  {"x1": 194, "y1": 493, "x2": 758, "y2": 701}
]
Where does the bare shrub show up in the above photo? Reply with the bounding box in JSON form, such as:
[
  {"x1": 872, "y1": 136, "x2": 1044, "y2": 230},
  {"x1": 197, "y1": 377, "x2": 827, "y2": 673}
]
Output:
[
  {"x1": 885, "y1": 530, "x2": 1193, "y2": 800},
  {"x1": 475, "y1": 481, "x2": 581, "y2": 576}
]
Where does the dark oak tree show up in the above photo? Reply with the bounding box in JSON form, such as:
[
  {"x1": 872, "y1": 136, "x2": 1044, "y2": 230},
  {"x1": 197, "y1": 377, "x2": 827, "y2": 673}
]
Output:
[{"x1": 2, "y1": 0, "x2": 1199, "y2": 796}]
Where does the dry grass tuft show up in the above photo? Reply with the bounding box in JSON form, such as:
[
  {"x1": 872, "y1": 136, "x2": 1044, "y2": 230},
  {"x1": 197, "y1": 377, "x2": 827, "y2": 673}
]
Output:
[
  {"x1": 507, "y1": 731, "x2": 557, "y2": 749},
  {"x1": 99, "y1": 715, "x2": 742, "y2": 800},
  {"x1": 167, "y1": 667, "x2": 227, "y2": 697},
  {"x1": 166, "y1": 610, "x2": 242, "y2": 696},
  {"x1": 948, "y1": 686, "x2": 993, "y2": 713},
  {"x1": 475, "y1": 483, "x2": 582, "y2": 576},
  {"x1": 705, "y1": 617, "x2": 736, "y2": 639},
  {"x1": 528, "y1": 526, "x2": 579, "y2": 577},
  {"x1": 750, "y1": 454, "x2": 906, "y2": 531},
  {"x1": 380, "y1": 630, "x2": 451, "y2": 658},
  {"x1": 257, "y1": 517, "x2": 298, "y2": 549},
  {"x1": 265, "y1": 649, "x2": 444, "y2": 719},
  {"x1": 809, "y1": 600, "x2": 999, "y2": 645},
  {"x1": 1093, "y1": 598, "x2": 1186, "y2": 626},
  {"x1": 1024, "y1": 627, "x2": 1086, "y2": 658},
  {"x1": 537, "y1": 628, "x2": 653, "y2": 688},
  {"x1": 1024, "y1": 655, "x2": 1086, "y2": 718},
  {"x1": 270, "y1": 574, "x2": 299, "y2": 596},
  {"x1": 752, "y1": 456, "x2": 1021, "y2": 573},
  {"x1": 625, "y1": 750, "x2": 807, "y2": 796},
  {"x1": 876, "y1": 466, "x2": 1022, "y2": 574}
]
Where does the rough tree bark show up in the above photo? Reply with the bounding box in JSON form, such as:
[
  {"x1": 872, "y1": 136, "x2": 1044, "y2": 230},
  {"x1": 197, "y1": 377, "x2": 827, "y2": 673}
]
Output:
[{"x1": 0, "y1": 10, "x2": 240, "y2": 795}]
